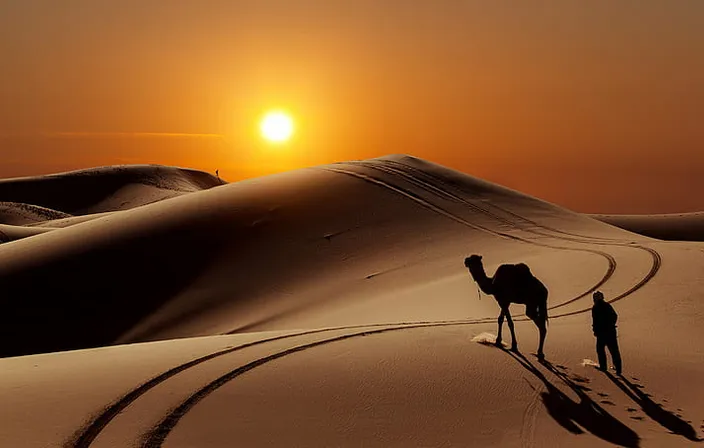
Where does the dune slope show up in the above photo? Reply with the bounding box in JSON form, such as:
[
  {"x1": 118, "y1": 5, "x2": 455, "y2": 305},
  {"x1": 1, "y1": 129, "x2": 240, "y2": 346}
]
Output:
[{"x1": 0, "y1": 155, "x2": 702, "y2": 447}]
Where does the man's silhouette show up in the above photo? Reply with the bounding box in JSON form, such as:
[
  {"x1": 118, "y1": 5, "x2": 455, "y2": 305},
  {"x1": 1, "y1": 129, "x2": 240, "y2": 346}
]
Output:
[{"x1": 592, "y1": 291, "x2": 622, "y2": 375}]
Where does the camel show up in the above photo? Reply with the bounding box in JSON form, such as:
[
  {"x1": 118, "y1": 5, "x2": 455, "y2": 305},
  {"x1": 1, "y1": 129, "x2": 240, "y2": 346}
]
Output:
[{"x1": 465, "y1": 254, "x2": 548, "y2": 359}]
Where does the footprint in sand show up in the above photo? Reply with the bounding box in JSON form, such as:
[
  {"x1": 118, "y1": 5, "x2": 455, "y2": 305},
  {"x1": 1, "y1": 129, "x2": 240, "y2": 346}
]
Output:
[
  {"x1": 626, "y1": 407, "x2": 638, "y2": 413},
  {"x1": 597, "y1": 392, "x2": 609, "y2": 398},
  {"x1": 630, "y1": 416, "x2": 645, "y2": 421},
  {"x1": 600, "y1": 400, "x2": 616, "y2": 406}
]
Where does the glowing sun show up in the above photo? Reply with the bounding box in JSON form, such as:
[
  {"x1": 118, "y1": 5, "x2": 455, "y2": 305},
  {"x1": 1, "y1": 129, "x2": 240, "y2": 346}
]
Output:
[{"x1": 260, "y1": 111, "x2": 294, "y2": 143}]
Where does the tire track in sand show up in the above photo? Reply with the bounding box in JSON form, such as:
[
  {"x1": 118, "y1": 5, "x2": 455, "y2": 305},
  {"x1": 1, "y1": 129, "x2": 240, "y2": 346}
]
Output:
[
  {"x1": 140, "y1": 320, "x2": 494, "y2": 447},
  {"x1": 67, "y1": 318, "x2": 489, "y2": 448}
]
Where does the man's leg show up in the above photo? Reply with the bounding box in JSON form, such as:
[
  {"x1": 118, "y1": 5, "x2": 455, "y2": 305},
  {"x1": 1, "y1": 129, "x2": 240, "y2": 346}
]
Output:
[
  {"x1": 607, "y1": 334, "x2": 622, "y2": 375},
  {"x1": 596, "y1": 337, "x2": 608, "y2": 371}
]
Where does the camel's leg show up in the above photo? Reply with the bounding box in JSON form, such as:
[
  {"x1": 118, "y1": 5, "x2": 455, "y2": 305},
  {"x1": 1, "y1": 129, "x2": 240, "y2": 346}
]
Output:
[
  {"x1": 504, "y1": 307, "x2": 518, "y2": 351},
  {"x1": 496, "y1": 309, "x2": 505, "y2": 347},
  {"x1": 536, "y1": 319, "x2": 547, "y2": 359}
]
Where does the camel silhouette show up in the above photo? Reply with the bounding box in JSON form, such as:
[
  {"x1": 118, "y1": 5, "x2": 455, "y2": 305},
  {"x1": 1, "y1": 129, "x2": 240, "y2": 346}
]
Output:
[{"x1": 465, "y1": 254, "x2": 548, "y2": 359}]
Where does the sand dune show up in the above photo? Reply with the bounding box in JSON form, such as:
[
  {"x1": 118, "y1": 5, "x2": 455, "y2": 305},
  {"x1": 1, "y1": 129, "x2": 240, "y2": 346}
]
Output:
[
  {"x1": 0, "y1": 165, "x2": 224, "y2": 223},
  {"x1": 0, "y1": 155, "x2": 702, "y2": 447},
  {"x1": 592, "y1": 212, "x2": 704, "y2": 242}
]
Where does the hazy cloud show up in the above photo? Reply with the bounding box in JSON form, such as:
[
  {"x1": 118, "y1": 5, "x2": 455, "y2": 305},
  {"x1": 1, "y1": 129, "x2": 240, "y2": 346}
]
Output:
[{"x1": 43, "y1": 132, "x2": 224, "y2": 139}]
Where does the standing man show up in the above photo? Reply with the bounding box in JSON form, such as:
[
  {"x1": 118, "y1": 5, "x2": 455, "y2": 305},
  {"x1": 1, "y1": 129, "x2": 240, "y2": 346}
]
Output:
[{"x1": 592, "y1": 291, "x2": 622, "y2": 375}]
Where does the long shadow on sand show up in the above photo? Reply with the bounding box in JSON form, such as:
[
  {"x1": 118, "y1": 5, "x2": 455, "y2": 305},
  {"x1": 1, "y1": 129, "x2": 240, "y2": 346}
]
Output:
[
  {"x1": 607, "y1": 374, "x2": 702, "y2": 442},
  {"x1": 496, "y1": 346, "x2": 640, "y2": 447}
]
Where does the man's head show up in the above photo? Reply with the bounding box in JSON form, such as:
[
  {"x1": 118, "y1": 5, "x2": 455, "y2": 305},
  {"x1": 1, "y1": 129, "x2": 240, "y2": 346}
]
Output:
[{"x1": 593, "y1": 290, "x2": 605, "y2": 303}]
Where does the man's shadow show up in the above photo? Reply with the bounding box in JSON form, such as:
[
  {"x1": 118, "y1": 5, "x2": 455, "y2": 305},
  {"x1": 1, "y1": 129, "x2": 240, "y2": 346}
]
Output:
[
  {"x1": 492, "y1": 345, "x2": 640, "y2": 447},
  {"x1": 607, "y1": 373, "x2": 702, "y2": 442}
]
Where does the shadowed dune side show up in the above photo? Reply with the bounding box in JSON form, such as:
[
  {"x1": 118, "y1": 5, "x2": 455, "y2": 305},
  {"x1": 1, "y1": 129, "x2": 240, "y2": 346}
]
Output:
[
  {"x1": 0, "y1": 165, "x2": 225, "y2": 219},
  {"x1": 0, "y1": 204, "x2": 244, "y2": 358},
  {"x1": 0, "y1": 201, "x2": 72, "y2": 226},
  {"x1": 592, "y1": 212, "x2": 704, "y2": 242}
]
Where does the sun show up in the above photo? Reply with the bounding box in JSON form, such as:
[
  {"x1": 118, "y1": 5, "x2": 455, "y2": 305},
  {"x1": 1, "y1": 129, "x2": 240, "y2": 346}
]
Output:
[{"x1": 260, "y1": 111, "x2": 294, "y2": 143}]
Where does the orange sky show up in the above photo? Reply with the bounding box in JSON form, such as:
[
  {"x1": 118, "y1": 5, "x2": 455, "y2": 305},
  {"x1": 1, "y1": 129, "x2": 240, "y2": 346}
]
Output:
[{"x1": 1, "y1": 1, "x2": 703, "y2": 213}]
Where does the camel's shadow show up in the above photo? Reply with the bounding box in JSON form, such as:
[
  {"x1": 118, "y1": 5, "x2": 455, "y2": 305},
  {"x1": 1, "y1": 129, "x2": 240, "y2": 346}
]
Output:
[
  {"x1": 490, "y1": 345, "x2": 641, "y2": 447},
  {"x1": 607, "y1": 374, "x2": 702, "y2": 442}
]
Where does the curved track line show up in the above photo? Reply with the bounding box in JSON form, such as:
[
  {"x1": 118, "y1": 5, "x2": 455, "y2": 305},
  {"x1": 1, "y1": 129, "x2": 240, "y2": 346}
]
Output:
[
  {"x1": 550, "y1": 247, "x2": 662, "y2": 318},
  {"x1": 66, "y1": 317, "x2": 487, "y2": 448},
  {"x1": 141, "y1": 320, "x2": 485, "y2": 447}
]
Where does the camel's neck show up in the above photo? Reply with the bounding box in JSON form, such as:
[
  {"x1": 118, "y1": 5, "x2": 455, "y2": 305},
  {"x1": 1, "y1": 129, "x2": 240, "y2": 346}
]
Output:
[{"x1": 468, "y1": 262, "x2": 495, "y2": 295}]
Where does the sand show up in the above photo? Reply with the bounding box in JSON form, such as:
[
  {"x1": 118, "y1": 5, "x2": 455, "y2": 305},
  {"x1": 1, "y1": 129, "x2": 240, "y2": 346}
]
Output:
[
  {"x1": 592, "y1": 212, "x2": 704, "y2": 242},
  {"x1": 0, "y1": 155, "x2": 701, "y2": 447}
]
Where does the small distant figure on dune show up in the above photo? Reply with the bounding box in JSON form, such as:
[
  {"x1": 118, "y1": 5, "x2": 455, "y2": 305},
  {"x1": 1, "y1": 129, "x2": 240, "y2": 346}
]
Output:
[
  {"x1": 592, "y1": 290, "x2": 622, "y2": 375},
  {"x1": 464, "y1": 254, "x2": 549, "y2": 359},
  {"x1": 215, "y1": 169, "x2": 220, "y2": 179}
]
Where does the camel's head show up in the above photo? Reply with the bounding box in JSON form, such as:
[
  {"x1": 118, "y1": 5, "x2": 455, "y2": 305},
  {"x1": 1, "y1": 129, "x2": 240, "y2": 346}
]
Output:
[{"x1": 464, "y1": 254, "x2": 483, "y2": 269}]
